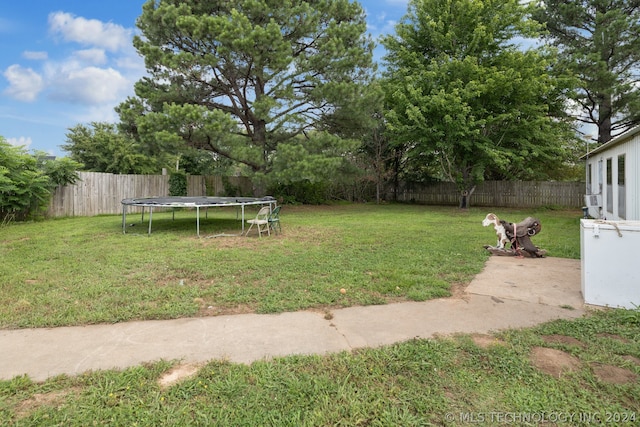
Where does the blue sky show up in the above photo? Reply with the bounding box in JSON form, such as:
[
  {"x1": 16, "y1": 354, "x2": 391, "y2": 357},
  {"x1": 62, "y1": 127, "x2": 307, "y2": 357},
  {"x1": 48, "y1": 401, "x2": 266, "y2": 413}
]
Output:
[{"x1": 1, "y1": 0, "x2": 408, "y2": 158}]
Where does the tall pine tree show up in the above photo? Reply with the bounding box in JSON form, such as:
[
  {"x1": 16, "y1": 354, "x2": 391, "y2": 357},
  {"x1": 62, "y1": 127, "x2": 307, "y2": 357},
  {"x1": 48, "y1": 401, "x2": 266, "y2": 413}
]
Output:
[
  {"x1": 119, "y1": 0, "x2": 375, "y2": 192},
  {"x1": 534, "y1": 0, "x2": 640, "y2": 143}
]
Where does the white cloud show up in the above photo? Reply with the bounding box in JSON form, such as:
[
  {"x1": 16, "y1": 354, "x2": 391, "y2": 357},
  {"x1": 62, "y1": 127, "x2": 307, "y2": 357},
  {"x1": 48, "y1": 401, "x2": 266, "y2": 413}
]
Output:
[
  {"x1": 73, "y1": 48, "x2": 108, "y2": 65},
  {"x1": 7, "y1": 136, "x2": 32, "y2": 149},
  {"x1": 71, "y1": 103, "x2": 121, "y2": 124},
  {"x1": 48, "y1": 66, "x2": 130, "y2": 105},
  {"x1": 41, "y1": 12, "x2": 141, "y2": 106},
  {"x1": 364, "y1": 3, "x2": 402, "y2": 39},
  {"x1": 114, "y1": 49, "x2": 146, "y2": 72},
  {"x1": 48, "y1": 11, "x2": 132, "y2": 52},
  {"x1": 3, "y1": 64, "x2": 44, "y2": 102},
  {"x1": 22, "y1": 51, "x2": 49, "y2": 60}
]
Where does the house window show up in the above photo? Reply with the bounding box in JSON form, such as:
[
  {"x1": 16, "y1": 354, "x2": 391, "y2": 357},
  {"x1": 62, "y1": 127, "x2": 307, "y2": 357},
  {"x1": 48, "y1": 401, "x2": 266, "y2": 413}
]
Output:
[
  {"x1": 606, "y1": 157, "x2": 613, "y2": 213},
  {"x1": 598, "y1": 159, "x2": 603, "y2": 194},
  {"x1": 587, "y1": 163, "x2": 592, "y2": 194},
  {"x1": 618, "y1": 155, "x2": 626, "y2": 219}
]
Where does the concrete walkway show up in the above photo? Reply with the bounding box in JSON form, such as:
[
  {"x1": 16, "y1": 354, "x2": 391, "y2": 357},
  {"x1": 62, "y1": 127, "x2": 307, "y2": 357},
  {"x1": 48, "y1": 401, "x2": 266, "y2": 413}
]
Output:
[{"x1": 0, "y1": 257, "x2": 585, "y2": 382}]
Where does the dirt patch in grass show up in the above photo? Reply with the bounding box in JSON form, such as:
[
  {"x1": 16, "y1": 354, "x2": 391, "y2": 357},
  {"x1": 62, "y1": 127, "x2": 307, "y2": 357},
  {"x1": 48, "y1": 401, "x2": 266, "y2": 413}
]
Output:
[
  {"x1": 196, "y1": 302, "x2": 256, "y2": 317},
  {"x1": 449, "y1": 282, "x2": 470, "y2": 300},
  {"x1": 14, "y1": 388, "x2": 78, "y2": 420},
  {"x1": 621, "y1": 355, "x2": 640, "y2": 366},
  {"x1": 530, "y1": 347, "x2": 581, "y2": 378},
  {"x1": 200, "y1": 235, "x2": 273, "y2": 249},
  {"x1": 596, "y1": 333, "x2": 631, "y2": 343},
  {"x1": 471, "y1": 334, "x2": 505, "y2": 349},
  {"x1": 541, "y1": 334, "x2": 586, "y2": 348},
  {"x1": 591, "y1": 363, "x2": 638, "y2": 385},
  {"x1": 158, "y1": 363, "x2": 203, "y2": 389}
]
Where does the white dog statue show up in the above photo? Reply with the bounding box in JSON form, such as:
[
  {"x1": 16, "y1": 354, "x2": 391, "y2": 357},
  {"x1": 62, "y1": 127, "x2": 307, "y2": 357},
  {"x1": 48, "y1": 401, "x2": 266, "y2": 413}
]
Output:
[{"x1": 482, "y1": 213, "x2": 509, "y2": 249}]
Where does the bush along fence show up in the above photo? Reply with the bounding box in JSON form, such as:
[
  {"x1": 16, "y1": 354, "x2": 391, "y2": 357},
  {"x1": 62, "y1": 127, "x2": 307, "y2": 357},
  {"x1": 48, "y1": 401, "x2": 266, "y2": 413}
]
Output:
[
  {"x1": 47, "y1": 172, "x2": 252, "y2": 217},
  {"x1": 388, "y1": 181, "x2": 585, "y2": 208}
]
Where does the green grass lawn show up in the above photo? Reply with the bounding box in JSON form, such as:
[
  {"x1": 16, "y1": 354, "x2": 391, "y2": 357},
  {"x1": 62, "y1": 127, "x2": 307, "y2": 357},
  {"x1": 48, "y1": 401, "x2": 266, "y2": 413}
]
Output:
[
  {"x1": 1, "y1": 310, "x2": 638, "y2": 426},
  {"x1": 1, "y1": 204, "x2": 580, "y2": 328},
  {"x1": 1, "y1": 204, "x2": 638, "y2": 425}
]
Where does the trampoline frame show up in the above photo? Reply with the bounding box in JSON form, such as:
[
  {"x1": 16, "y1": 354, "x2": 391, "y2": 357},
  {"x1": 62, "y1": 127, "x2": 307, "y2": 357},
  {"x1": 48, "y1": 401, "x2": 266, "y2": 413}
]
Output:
[{"x1": 121, "y1": 196, "x2": 276, "y2": 237}]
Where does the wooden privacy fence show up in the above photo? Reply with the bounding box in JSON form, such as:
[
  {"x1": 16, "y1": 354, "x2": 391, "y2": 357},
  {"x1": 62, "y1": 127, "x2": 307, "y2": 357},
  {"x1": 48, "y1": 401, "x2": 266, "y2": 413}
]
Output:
[
  {"x1": 47, "y1": 173, "x2": 585, "y2": 217},
  {"x1": 389, "y1": 181, "x2": 585, "y2": 208},
  {"x1": 47, "y1": 172, "x2": 252, "y2": 217}
]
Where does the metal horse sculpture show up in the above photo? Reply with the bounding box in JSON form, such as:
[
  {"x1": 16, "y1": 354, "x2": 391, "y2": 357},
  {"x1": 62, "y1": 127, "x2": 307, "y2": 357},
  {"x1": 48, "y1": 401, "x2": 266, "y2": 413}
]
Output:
[{"x1": 482, "y1": 213, "x2": 546, "y2": 258}]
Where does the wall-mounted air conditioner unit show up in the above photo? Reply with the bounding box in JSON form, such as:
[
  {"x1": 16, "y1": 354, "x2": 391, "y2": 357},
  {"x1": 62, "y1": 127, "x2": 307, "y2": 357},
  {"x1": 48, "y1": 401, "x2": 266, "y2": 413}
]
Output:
[
  {"x1": 585, "y1": 194, "x2": 602, "y2": 207},
  {"x1": 584, "y1": 194, "x2": 602, "y2": 218}
]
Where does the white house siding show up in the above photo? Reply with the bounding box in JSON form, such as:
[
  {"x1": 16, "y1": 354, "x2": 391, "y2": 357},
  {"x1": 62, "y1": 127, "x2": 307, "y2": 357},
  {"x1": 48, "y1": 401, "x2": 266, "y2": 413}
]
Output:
[{"x1": 585, "y1": 128, "x2": 640, "y2": 221}]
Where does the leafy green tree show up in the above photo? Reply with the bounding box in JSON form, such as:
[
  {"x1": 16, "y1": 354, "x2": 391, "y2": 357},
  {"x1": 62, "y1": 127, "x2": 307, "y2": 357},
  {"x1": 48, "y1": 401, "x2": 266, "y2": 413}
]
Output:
[
  {"x1": 177, "y1": 148, "x2": 232, "y2": 176},
  {"x1": 120, "y1": 0, "x2": 375, "y2": 193},
  {"x1": 35, "y1": 154, "x2": 82, "y2": 187},
  {"x1": 0, "y1": 138, "x2": 80, "y2": 221},
  {"x1": 62, "y1": 122, "x2": 169, "y2": 174},
  {"x1": 356, "y1": 114, "x2": 393, "y2": 203},
  {"x1": 382, "y1": 0, "x2": 577, "y2": 206},
  {"x1": 339, "y1": 82, "x2": 398, "y2": 203},
  {"x1": 533, "y1": 0, "x2": 640, "y2": 144}
]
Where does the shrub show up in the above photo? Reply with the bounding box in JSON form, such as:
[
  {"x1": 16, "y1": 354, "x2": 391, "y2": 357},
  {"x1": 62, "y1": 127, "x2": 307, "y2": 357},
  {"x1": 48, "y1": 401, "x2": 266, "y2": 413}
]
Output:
[
  {"x1": 0, "y1": 138, "x2": 80, "y2": 222},
  {"x1": 268, "y1": 180, "x2": 330, "y2": 204},
  {"x1": 169, "y1": 170, "x2": 188, "y2": 196},
  {"x1": 221, "y1": 176, "x2": 241, "y2": 197}
]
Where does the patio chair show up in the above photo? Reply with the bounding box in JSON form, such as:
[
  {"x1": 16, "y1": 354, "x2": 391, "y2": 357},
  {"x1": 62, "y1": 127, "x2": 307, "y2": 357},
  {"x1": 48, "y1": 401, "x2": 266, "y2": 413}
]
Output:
[
  {"x1": 268, "y1": 206, "x2": 281, "y2": 234},
  {"x1": 245, "y1": 206, "x2": 271, "y2": 237}
]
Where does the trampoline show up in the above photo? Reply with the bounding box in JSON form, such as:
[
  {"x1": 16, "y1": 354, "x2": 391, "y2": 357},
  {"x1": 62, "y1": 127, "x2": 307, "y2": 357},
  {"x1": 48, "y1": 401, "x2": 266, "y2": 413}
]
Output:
[{"x1": 121, "y1": 196, "x2": 276, "y2": 237}]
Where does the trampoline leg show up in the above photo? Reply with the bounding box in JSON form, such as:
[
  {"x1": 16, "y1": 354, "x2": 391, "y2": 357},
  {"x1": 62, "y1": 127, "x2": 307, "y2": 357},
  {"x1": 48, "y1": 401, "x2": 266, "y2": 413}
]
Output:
[
  {"x1": 148, "y1": 208, "x2": 153, "y2": 236},
  {"x1": 197, "y1": 206, "x2": 200, "y2": 237},
  {"x1": 241, "y1": 205, "x2": 245, "y2": 235},
  {"x1": 122, "y1": 205, "x2": 126, "y2": 234}
]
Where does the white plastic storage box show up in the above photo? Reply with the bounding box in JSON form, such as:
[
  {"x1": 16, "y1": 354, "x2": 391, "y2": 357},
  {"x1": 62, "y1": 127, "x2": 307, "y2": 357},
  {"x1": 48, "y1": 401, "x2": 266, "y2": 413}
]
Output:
[{"x1": 580, "y1": 219, "x2": 640, "y2": 309}]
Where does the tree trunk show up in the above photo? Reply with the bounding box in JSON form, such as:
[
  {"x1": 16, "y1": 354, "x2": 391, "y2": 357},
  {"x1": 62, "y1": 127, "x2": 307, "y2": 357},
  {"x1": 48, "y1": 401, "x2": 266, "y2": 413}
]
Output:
[
  {"x1": 391, "y1": 149, "x2": 401, "y2": 202},
  {"x1": 598, "y1": 94, "x2": 613, "y2": 144},
  {"x1": 459, "y1": 186, "x2": 476, "y2": 209},
  {"x1": 459, "y1": 191, "x2": 469, "y2": 209}
]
